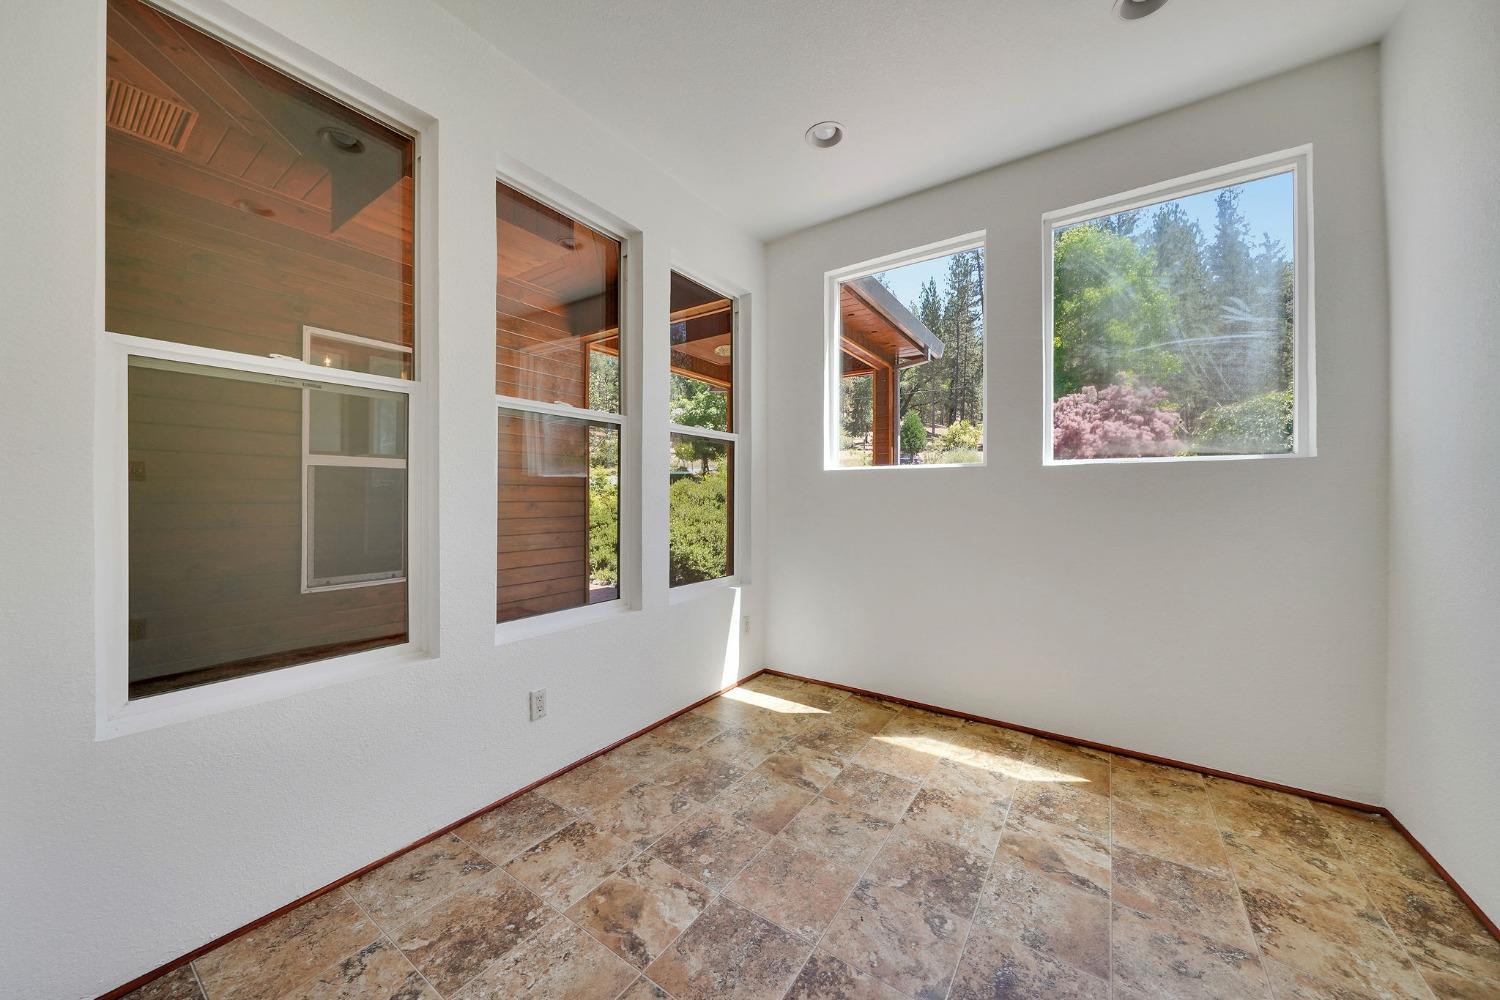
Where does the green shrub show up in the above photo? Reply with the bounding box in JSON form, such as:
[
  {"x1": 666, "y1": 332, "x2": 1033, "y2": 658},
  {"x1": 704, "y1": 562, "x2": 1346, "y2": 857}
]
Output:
[
  {"x1": 900, "y1": 411, "x2": 927, "y2": 455},
  {"x1": 669, "y1": 466, "x2": 730, "y2": 586},
  {"x1": 1192, "y1": 390, "x2": 1293, "y2": 455},
  {"x1": 588, "y1": 465, "x2": 618, "y2": 586},
  {"x1": 936, "y1": 418, "x2": 983, "y2": 451}
]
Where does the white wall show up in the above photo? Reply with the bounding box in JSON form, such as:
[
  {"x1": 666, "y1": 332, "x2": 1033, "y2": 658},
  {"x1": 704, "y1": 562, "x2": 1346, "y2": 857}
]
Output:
[
  {"x1": 1382, "y1": 0, "x2": 1500, "y2": 920},
  {"x1": 766, "y1": 49, "x2": 1390, "y2": 803},
  {"x1": 0, "y1": 1, "x2": 766, "y2": 997}
]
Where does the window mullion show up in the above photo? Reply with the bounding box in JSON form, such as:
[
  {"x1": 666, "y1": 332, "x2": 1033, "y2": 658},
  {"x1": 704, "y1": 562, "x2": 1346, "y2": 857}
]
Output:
[
  {"x1": 496, "y1": 395, "x2": 624, "y2": 425},
  {"x1": 117, "y1": 334, "x2": 418, "y2": 395}
]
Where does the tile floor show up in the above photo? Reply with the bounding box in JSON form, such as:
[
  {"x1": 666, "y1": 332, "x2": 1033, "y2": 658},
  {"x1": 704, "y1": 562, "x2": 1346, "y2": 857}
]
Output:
[{"x1": 125, "y1": 674, "x2": 1500, "y2": 1000}]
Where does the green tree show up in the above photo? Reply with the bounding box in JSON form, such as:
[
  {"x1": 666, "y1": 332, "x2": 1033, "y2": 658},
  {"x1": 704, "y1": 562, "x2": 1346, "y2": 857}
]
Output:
[
  {"x1": 941, "y1": 250, "x2": 985, "y2": 425},
  {"x1": 670, "y1": 375, "x2": 728, "y2": 430},
  {"x1": 900, "y1": 410, "x2": 926, "y2": 456},
  {"x1": 588, "y1": 350, "x2": 620, "y2": 412},
  {"x1": 899, "y1": 277, "x2": 945, "y2": 425},
  {"x1": 1052, "y1": 224, "x2": 1178, "y2": 398}
]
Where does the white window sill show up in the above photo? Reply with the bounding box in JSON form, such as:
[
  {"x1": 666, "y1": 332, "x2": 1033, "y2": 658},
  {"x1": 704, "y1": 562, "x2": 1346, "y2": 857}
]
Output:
[
  {"x1": 1042, "y1": 450, "x2": 1311, "y2": 467},
  {"x1": 668, "y1": 576, "x2": 741, "y2": 605},
  {"x1": 97, "y1": 642, "x2": 432, "y2": 741},
  {"x1": 495, "y1": 600, "x2": 630, "y2": 646},
  {"x1": 823, "y1": 460, "x2": 987, "y2": 472}
]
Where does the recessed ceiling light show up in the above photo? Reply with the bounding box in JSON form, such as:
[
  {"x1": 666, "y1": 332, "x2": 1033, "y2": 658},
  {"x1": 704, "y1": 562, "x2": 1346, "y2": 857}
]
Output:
[
  {"x1": 317, "y1": 126, "x2": 365, "y2": 154},
  {"x1": 1113, "y1": 0, "x2": 1169, "y2": 20},
  {"x1": 805, "y1": 121, "x2": 845, "y2": 149}
]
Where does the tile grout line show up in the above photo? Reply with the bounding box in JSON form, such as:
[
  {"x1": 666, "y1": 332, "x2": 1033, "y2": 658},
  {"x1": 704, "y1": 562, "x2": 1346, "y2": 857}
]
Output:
[
  {"x1": 1107, "y1": 759, "x2": 1115, "y2": 1000},
  {"x1": 467, "y1": 756, "x2": 720, "y2": 990},
  {"x1": 664, "y1": 695, "x2": 863, "y2": 986},
  {"x1": 572, "y1": 684, "x2": 867, "y2": 993},
  {"x1": 1201, "y1": 785, "x2": 1278, "y2": 1000},
  {"x1": 781, "y1": 706, "x2": 911, "y2": 996},
  {"x1": 340, "y1": 885, "x2": 448, "y2": 1000},
  {"x1": 537, "y1": 706, "x2": 816, "y2": 991},
  {"x1": 1313, "y1": 813, "x2": 1442, "y2": 1000},
  {"x1": 624, "y1": 682, "x2": 888, "y2": 993},
  {"x1": 940, "y1": 728, "x2": 1027, "y2": 1000},
  {"x1": 187, "y1": 960, "x2": 209, "y2": 1000}
]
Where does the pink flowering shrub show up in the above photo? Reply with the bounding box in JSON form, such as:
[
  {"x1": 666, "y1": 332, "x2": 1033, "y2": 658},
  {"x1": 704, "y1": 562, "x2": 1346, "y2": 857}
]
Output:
[{"x1": 1053, "y1": 384, "x2": 1184, "y2": 460}]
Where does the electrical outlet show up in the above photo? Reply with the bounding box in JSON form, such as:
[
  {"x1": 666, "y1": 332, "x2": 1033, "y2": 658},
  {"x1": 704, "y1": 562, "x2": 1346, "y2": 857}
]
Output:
[
  {"x1": 742, "y1": 615, "x2": 751, "y2": 635},
  {"x1": 528, "y1": 688, "x2": 547, "y2": 721}
]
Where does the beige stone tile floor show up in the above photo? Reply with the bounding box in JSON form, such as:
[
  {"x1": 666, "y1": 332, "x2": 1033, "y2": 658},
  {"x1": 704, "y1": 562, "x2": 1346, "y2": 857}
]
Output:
[{"x1": 125, "y1": 674, "x2": 1500, "y2": 1000}]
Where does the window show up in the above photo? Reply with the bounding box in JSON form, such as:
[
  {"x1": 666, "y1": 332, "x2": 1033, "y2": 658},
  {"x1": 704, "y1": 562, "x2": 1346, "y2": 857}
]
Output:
[
  {"x1": 106, "y1": 0, "x2": 418, "y2": 701},
  {"x1": 496, "y1": 181, "x2": 624, "y2": 622},
  {"x1": 668, "y1": 273, "x2": 737, "y2": 586},
  {"x1": 1044, "y1": 149, "x2": 1313, "y2": 462},
  {"x1": 827, "y1": 238, "x2": 986, "y2": 468},
  {"x1": 302, "y1": 328, "x2": 409, "y2": 591}
]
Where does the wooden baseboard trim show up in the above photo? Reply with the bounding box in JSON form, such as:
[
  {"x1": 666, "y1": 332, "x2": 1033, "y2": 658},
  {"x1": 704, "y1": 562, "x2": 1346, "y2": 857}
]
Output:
[
  {"x1": 763, "y1": 667, "x2": 1499, "y2": 944},
  {"x1": 96, "y1": 668, "x2": 768, "y2": 1000},
  {"x1": 1383, "y1": 812, "x2": 1499, "y2": 942}
]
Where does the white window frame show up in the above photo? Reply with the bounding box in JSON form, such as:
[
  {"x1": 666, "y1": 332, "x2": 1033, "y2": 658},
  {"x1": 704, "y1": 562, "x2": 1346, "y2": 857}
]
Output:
[
  {"x1": 667, "y1": 268, "x2": 743, "y2": 597},
  {"x1": 494, "y1": 172, "x2": 638, "y2": 644},
  {"x1": 300, "y1": 326, "x2": 411, "y2": 593},
  {"x1": 94, "y1": 0, "x2": 438, "y2": 739},
  {"x1": 823, "y1": 232, "x2": 988, "y2": 472},
  {"x1": 1041, "y1": 145, "x2": 1316, "y2": 466}
]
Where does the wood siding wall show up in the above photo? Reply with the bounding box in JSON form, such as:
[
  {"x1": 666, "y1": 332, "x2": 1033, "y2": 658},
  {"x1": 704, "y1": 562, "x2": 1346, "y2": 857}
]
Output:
[{"x1": 496, "y1": 412, "x2": 590, "y2": 621}]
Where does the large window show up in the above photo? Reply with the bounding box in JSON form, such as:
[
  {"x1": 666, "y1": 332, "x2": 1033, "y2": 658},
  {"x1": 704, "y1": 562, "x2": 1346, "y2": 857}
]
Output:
[
  {"x1": 668, "y1": 273, "x2": 736, "y2": 586},
  {"x1": 496, "y1": 181, "x2": 624, "y2": 622},
  {"x1": 106, "y1": 0, "x2": 417, "y2": 701},
  {"x1": 1044, "y1": 150, "x2": 1313, "y2": 462},
  {"x1": 827, "y1": 239, "x2": 986, "y2": 469}
]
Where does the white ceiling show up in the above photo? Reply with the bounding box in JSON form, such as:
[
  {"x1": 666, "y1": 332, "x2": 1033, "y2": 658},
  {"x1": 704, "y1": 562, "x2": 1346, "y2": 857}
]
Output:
[{"x1": 437, "y1": 0, "x2": 1404, "y2": 240}]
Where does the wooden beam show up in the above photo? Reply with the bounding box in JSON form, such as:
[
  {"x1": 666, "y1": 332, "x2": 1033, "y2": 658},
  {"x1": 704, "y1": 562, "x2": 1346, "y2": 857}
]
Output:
[
  {"x1": 840, "y1": 331, "x2": 896, "y2": 374},
  {"x1": 872, "y1": 365, "x2": 896, "y2": 466}
]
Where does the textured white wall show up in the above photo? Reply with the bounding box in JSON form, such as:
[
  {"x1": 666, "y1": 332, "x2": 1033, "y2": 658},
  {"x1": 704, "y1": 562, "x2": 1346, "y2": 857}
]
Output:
[
  {"x1": 765, "y1": 49, "x2": 1390, "y2": 804},
  {"x1": 1382, "y1": 0, "x2": 1500, "y2": 921},
  {"x1": 0, "y1": 1, "x2": 766, "y2": 997}
]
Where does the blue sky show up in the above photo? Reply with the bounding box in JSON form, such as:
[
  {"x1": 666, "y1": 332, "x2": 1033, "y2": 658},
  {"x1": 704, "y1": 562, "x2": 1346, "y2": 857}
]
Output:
[{"x1": 874, "y1": 170, "x2": 1294, "y2": 314}]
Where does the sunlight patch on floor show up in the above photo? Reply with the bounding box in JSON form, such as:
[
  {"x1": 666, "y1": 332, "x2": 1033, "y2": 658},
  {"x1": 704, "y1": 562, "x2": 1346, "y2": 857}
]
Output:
[
  {"x1": 872, "y1": 733, "x2": 1090, "y2": 783},
  {"x1": 722, "y1": 687, "x2": 829, "y2": 714}
]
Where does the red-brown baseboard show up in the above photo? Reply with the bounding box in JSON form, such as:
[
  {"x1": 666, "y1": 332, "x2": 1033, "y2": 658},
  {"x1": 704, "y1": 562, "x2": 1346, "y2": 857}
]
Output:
[
  {"x1": 762, "y1": 667, "x2": 1499, "y2": 943},
  {"x1": 96, "y1": 668, "x2": 768, "y2": 1000}
]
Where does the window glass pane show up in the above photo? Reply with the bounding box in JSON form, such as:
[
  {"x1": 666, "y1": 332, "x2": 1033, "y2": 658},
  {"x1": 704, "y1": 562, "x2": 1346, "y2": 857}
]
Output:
[
  {"x1": 308, "y1": 387, "x2": 406, "y2": 459},
  {"x1": 669, "y1": 272, "x2": 733, "y2": 433},
  {"x1": 496, "y1": 182, "x2": 621, "y2": 411},
  {"x1": 308, "y1": 467, "x2": 405, "y2": 586},
  {"x1": 669, "y1": 435, "x2": 733, "y2": 586},
  {"x1": 105, "y1": 0, "x2": 414, "y2": 375},
  {"x1": 835, "y1": 248, "x2": 985, "y2": 467},
  {"x1": 498, "y1": 410, "x2": 619, "y2": 622},
  {"x1": 308, "y1": 332, "x2": 412, "y2": 380},
  {"x1": 1051, "y1": 170, "x2": 1296, "y2": 459},
  {"x1": 128, "y1": 359, "x2": 407, "y2": 699}
]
